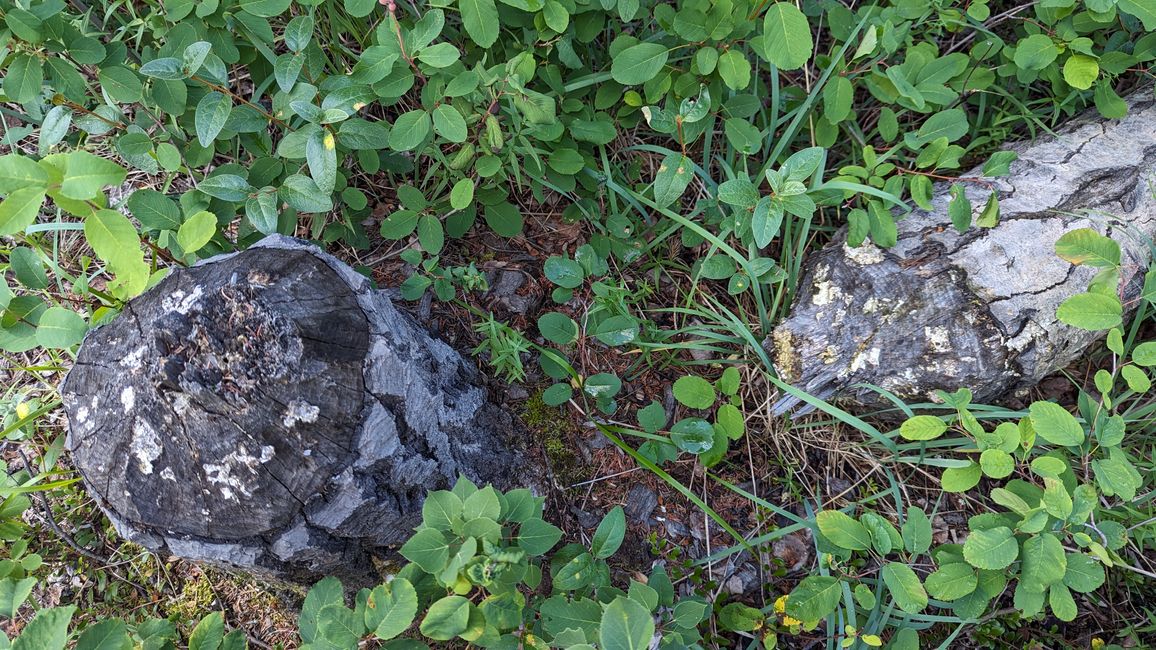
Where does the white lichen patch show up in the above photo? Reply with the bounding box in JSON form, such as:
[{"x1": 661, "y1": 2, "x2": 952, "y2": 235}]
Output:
[
  {"x1": 843, "y1": 241, "x2": 885, "y2": 265},
  {"x1": 863, "y1": 297, "x2": 882, "y2": 313},
  {"x1": 203, "y1": 445, "x2": 276, "y2": 501},
  {"x1": 809, "y1": 263, "x2": 844, "y2": 307},
  {"x1": 120, "y1": 387, "x2": 135, "y2": 413},
  {"x1": 120, "y1": 345, "x2": 149, "y2": 370},
  {"x1": 160, "y1": 467, "x2": 176, "y2": 481},
  {"x1": 131, "y1": 419, "x2": 162, "y2": 475},
  {"x1": 924, "y1": 326, "x2": 953, "y2": 353},
  {"x1": 812, "y1": 281, "x2": 841, "y2": 307},
  {"x1": 161, "y1": 287, "x2": 204, "y2": 315},
  {"x1": 282, "y1": 400, "x2": 320, "y2": 428},
  {"x1": 849, "y1": 347, "x2": 881, "y2": 373}
]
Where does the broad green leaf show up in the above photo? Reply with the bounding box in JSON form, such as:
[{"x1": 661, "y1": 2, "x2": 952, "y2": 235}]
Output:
[
  {"x1": 816, "y1": 510, "x2": 871, "y2": 551},
  {"x1": 611, "y1": 43, "x2": 669, "y2": 85},
  {"x1": 669, "y1": 417, "x2": 714, "y2": 454},
  {"x1": 672, "y1": 375, "x2": 715, "y2": 409},
  {"x1": 599, "y1": 597, "x2": 654, "y2": 650},
  {"x1": 1121, "y1": 365, "x2": 1150, "y2": 392},
  {"x1": 3, "y1": 55, "x2": 43, "y2": 104},
  {"x1": 546, "y1": 149, "x2": 583, "y2": 176},
  {"x1": 285, "y1": 15, "x2": 314, "y2": 52},
  {"x1": 390, "y1": 110, "x2": 431, "y2": 151},
  {"x1": 899, "y1": 415, "x2": 947, "y2": 441},
  {"x1": 717, "y1": 602, "x2": 763, "y2": 632},
  {"x1": 1020, "y1": 533, "x2": 1066, "y2": 592},
  {"x1": 417, "y1": 43, "x2": 461, "y2": 68},
  {"x1": 399, "y1": 528, "x2": 449, "y2": 573},
  {"x1": 0, "y1": 154, "x2": 49, "y2": 193},
  {"x1": 1014, "y1": 34, "x2": 1060, "y2": 70},
  {"x1": 84, "y1": 209, "x2": 140, "y2": 270},
  {"x1": 177, "y1": 211, "x2": 217, "y2": 253},
  {"x1": 979, "y1": 449, "x2": 1014, "y2": 479},
  {"x1": 60, "y1": 151, "x2": 126, "y2": 200},
  {"x1": 924, "y1": 563, "x2": 977, "y2": 601},
  {"x1": 1063, "y1": 54, "x2": 1099, "y2": 90},
  {"x1": 238, "y1": 0, "x2": 292, "y2": 16},
  {"x1": 139, "y1": 58, "x2": 185, "y2": 80},
  {"x1": 785, "y1": 576, "x2": 840, "y2": 622},
  {"x1": 1048, "y1": 583, "x2": 1077, "y2": 622},
  {"x1": 306, "y1": 129, "x2": 338, "y2": 193},
  {"x1": 126, "y1": 189, "x2": 182, "y2": 231},
  {"x1": 881, "y1": 562, "x2": 928, "y2": 614},
  {"x1": 433, "y1": 105, "x2": 468, "y2": 143},
  {"x1": 518, "y1": 518, "x2": 563, "y2": 555},
  {"x1": 653, "y1": 153, "x2": 693, "y2": 208},
  {"x1": 35, "y1": 307, "x2": 87, "y2": 349},
  {"x1": 459, "y1": 0, "x2": 499, "y2": 46},
  {"x1": 365, "y1": 579, "x2": 418, "y2": 640},
  {"x1": 762, "y1": 3, "x2": 812, "y2": 70},
  {"x1": 195, "y1": 92, "x2": 232, "y2": 147},
  {"x1": 717, "y1": 50, "x2": 751, "y2": 90},
  {"x1": 198, "y1": 174, "x2": 252, "y2": 202},
  {"x1": 537, "y1": 312, "x2": 578, "y2": 345},
  {"x1": 962, "y1": 527, "x2": 1018, "y2": 570},
  {"x1": 1028, "y1": 401, "x2": 1086, "y2": 447},
  {"x1": 1055, "y1": 228, "x2": 1120, "y2": 267},
  {"x1": 0, "y1": 577, "x2": 36, "y2": 618},
  {"x1": 942, "y1": 461, "x2": 982, "y2": 492},
  {"x1": 1063, "y1": 553, "x2": 1105, "y2": 593},
  {"x1": 74, "y1": 619, "x2": 132, "y2": 650},
  {"x1": 717, "y1": 178, "x2": 758, "y2": 208},
  {"x1": 591, "y1": 506, "x2": 626, "y2": 559},
  {"x1": 450, "y1": 178, "x2": 474, "y2": 210},
  {"x1": 98, "y1": 67, "x2": 143, "y2": 104},
  {"x1": 1057, "y1": 293, "x2": 1122, "y2": 330},
  {"x1": 902, "y1": 507, "x2": 932, "y2": 554},
  {"x1": 1119, "y1": 0, "x2": 1156, "y2": 29},
  {"x1": 823, "y1": 76, "x2": 853, "y2": 123},
  {"x1": 1134, "y1": 341, "x2": 1156, "y2": 365},
  {"x1": 544, "y1": 256, "x2": 584, "y2": 288},
  {"x1": 280, "y1": 175, "x2": 333, "y2": 213},
  {"x1": 419, "y1": 596, "x2": 470, "y2": 641},
  {"x1": 245, "y1": 191, "x2": 280, "y2": 234},
  {"x1": 0, "y1": 188, "x2": 46, "y2": 236},
  {"x1": 909, "y1": 109, "x2": 968, "y2": 147},
  {"x1": 752, "y1": 196, "x2": 784, "y2": 248},
  {"x1": 12, "y1": 606, "x2": 75, "y2": 650},
  {"x1": 188, "y1": 612, "x2": 223, "y2": 650}
]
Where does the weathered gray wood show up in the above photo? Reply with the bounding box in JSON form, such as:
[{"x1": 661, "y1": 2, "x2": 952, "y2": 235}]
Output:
[
  {"x1": 770, "y1": 87, "x2": 1156, "y2": 412},
  {"x1": 62, "y1": 235, "x2": 541, "y2": 584}
]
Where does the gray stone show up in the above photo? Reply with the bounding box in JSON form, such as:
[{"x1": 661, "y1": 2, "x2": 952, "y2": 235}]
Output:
[
  {"x1": 61, "y1": 235, "x2": 543, "y2": 585},
  {"x1": 771, "y1": 87, "x2": 1156, "y2": 411}
]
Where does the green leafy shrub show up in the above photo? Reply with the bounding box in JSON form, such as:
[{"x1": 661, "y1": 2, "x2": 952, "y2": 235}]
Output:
[{"x1": 1, "y1": 478, "x2": 713, "y2": 649}]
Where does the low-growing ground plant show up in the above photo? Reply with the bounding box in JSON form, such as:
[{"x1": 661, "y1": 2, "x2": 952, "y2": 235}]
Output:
[{"x1": 2, "y1": 0, "x2": 1156, "y2": 646}]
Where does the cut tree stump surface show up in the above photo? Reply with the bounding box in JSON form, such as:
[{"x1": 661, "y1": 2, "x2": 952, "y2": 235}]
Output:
[
  {"x1": 770, "y1": 86, "x2": 1156, "y2": 411},
  {"x1": 62, "y1": 235, "x2": 540, "y2": 584}
]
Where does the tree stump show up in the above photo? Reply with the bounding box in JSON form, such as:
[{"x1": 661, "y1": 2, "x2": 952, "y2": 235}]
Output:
[
  {"x1": 62, "y1": 235, "x2": 542, "y2": 584},
  {"x1": 770, "y1": 86, "x2": 1156, "y2": 413}
]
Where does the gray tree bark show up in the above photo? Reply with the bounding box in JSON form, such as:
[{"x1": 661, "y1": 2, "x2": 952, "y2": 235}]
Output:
[
  {"x1": 770, "y1": 86, "x2": 1156, "y2": 413},
  {"x1": 62, "y1": 235, "x2": 542, "y2": 584}
]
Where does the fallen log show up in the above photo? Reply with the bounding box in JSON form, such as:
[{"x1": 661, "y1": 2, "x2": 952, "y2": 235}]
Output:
[
  {"x1": 770, "y1": 87, "x2": 1156, "y2": 412},
  {"x1": 61, "y1": 235, "x2": 542, "y2": 584}
]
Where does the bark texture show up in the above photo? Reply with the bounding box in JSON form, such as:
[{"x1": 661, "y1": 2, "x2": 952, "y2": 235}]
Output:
[
  {"x1": 62, "y1": 235, "x2": 541, "y2": 584},
  {"x1": 770, "y1": 87, "x2": 1156, "y2": 412}
]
